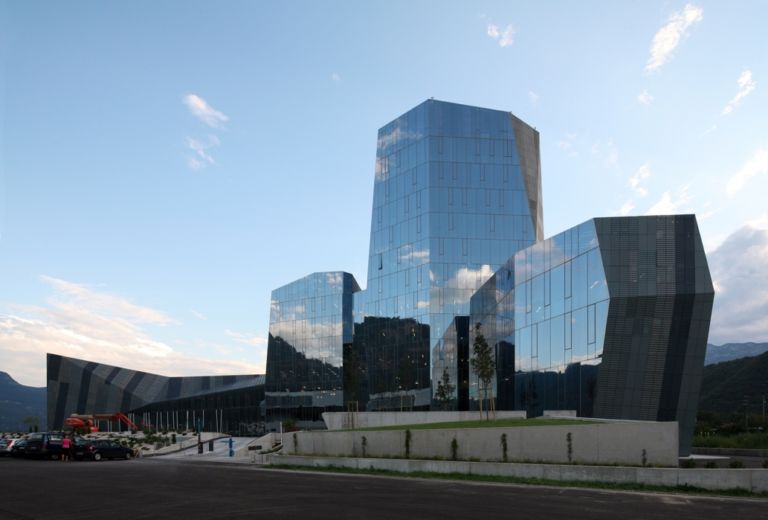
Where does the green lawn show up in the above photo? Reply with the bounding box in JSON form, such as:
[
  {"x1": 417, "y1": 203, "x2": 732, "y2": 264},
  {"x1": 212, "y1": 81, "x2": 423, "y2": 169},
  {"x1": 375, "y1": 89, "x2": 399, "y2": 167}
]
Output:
[{"x1": 353, "y1": 418, "x2": 594, "y2": 431}]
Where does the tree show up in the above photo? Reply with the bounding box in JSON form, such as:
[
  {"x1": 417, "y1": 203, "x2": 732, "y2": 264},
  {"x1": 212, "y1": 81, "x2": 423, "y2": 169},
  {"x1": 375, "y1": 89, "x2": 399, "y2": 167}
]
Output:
[
  {"x1": 471, "y1": 323, "x2": 496, "y2": 420},
  {"x1": 435, "y1": 368, "x2": 456, "y2": 410},
  {"x1": 23, "y1": 416, "x2": 40, "y2": 433}
]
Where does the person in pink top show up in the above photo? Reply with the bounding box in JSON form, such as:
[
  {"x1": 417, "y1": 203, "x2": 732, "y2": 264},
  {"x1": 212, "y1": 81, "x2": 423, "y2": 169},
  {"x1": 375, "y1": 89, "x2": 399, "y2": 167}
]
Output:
[{"x1": 61, "y1": 436, "x2": 71, "y2": 462}]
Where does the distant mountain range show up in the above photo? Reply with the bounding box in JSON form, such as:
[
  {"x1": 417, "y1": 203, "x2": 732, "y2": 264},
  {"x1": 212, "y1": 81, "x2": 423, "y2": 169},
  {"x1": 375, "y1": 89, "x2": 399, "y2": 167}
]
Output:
[
  {"x1": 0, "y1": 371, "x2": 46, "y2": 432},
  {"x1": 705, "y1": 342, "x2": 768, "y2": 366},
  {"x1": 1, "y1": 341, "x2": 766, "y2": 431},
  {"x1": 698, "y1": 350, "x2": 768, "y2": 416}
]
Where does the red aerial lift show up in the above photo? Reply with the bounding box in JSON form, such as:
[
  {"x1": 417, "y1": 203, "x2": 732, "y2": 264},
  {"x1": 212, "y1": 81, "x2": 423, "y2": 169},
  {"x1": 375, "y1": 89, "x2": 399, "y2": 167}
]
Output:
[{"x1": 65, "y1": 413, "x2": 139, "y2": 432}]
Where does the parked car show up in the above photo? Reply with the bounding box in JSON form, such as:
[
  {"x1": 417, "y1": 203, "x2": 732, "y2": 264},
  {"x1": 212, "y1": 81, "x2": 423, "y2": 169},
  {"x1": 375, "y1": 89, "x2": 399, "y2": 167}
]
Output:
[
  {"x1": 72, "y1": 438, "x2": 96, "y2": 460},
  {"x1": 0, "y1": 438, "x2": 17, "y2": 456},
  {"x1": 22, "y1": 432, "x2": 65, "y2": 459},
  {"x1": 80, "y1": 439, "x2": 136, "y2": 461},
  {"x1": 10, "y1": 439, "x2": 27, "y2": 457}
]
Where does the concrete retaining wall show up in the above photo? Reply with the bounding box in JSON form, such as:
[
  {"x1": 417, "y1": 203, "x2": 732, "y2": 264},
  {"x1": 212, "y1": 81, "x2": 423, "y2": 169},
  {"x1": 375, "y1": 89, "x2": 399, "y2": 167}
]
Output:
[
  {"x1": 322, "y1": 411, "x2": 526, "y2": 431},
  {"x1": 284, "y1": 420, "x2": 679, "y2": 467},
  {"x1": 543, "y1": 410, "x2": 577, "y2": 417},
  {"x1": 269, "y1": 454, "x2": 768, "y2": 493}
]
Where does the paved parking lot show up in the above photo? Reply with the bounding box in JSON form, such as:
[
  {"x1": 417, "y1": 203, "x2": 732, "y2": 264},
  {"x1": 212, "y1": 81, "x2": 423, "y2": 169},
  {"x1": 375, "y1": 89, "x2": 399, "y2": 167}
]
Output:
[{"x1": 0, "y1": 456, "x2": 765, "y2": 519}]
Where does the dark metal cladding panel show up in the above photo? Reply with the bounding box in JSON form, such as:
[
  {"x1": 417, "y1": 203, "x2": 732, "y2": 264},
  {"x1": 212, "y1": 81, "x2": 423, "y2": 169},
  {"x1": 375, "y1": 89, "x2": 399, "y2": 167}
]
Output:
[
  {"x1": 105, "y1": 366, "x2": 121, "y2": 385},
  {"x1": 166, "y1": 377, "x2": 183, "y2": 400},
  {"x1": 76, "y1": 362, "x2": 99, "y2": 414},
  {"x1": 53, "y1": 382, "x2": 69, "y2": 430},
  {"x1": 47, "y1": 353, "x2": 62, "y2": 383},
  {"x1": 592, "y1": 215, "x2": 714, "y2": 455},
  {"x1": 120, "y1": 371, "x2": 146, "y2": 412}
]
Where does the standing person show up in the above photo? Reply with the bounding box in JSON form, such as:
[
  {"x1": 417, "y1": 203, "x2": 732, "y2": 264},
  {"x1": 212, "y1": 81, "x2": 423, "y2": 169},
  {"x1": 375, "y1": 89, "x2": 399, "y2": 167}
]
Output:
[{"x1": 61, "y1": 435, "x2": 71, "y2": 462}]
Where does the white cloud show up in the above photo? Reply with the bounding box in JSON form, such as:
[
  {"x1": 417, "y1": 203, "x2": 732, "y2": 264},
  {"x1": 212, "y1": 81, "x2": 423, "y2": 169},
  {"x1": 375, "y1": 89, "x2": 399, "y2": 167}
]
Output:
[
  {"x1": 637, "y1": 89, "x2": 654, "y2": 105},
  {"x1": 591, "y1": 139, "x2": 619, "y2": 169},
  {"x1": 557, "y1": 133, "x2": 578, "y2": 157},
  {"x1": 190, "y1": 309, "x2": 207, "y2": 321},
  {"x1": 487, "y1": 23, "x2": 516, "y2": 47},
  {"x1": 224, "y1": 329, "x2": 268, "y2": 347},
  {"x1": 726, "y1": 147, "x2": 768, "y2": 196},
  {"x1": 645, "y1": 185, "x2": 691, "y2": 214},
  {"x1": 39, "y1": 276, "x2": 173, "y2": 325},
  {"x1": 331, "y1": 72, "x2": 342, "y2": 82},
  {"x1": 186, "y1": 135, "x2": 220, "y2": 171},
  {"x1": 746, "y1": 214, "x2": 768, "y2": 230},
  {"x1": 399, "y1": 245, "x2": 430, "y2": 264},
  {"x1": 619, "y1": 200, "x2": 635, "y2": 216},
  {"x1": 528, "y1": 91, "x2": 539, "y2": 105},
  {"x1": 629, "y1": 163, "x2": 651, "y2": 197},
  {"x1": 645, "y1": 3, "x2": 703, "y2": 73},
  {"x1": 325, "y1": 272, "x2": 344, "y2": 288},
  {"x1": 0, "y1": 277, "x2": 262, "y2": 386},
  {"x1": 183, "y1": 94, "x2": 229, "y2": 128},
  {"x1": 708, "y1": 222, "x2": 768, "y2": 344},
  {"x1": 445, "y1": 265, "x2": 495, "y2": 305},
  {"x1": 722, "y1": 69, "x2": 756, "y2": 115}
]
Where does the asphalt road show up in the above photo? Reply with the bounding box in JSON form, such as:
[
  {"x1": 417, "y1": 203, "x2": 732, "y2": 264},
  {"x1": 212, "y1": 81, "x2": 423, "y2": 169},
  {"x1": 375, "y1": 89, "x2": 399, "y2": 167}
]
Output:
[{"x1": 0, "y1": 457, "x2": 765, "y2": 519}]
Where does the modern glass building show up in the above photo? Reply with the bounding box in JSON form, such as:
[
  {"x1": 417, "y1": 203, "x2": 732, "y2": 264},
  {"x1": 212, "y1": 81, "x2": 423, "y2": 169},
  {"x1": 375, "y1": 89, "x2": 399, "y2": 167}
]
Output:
[
  {"x1": 469, "y1": 215, "x2": 714, "y2": 454},
  {"x1": 46, "y1": 354, "x2": 264, "y2": 435},
  {"x1": 263, "y1": 99, "x2": 715, "y2": 454},
  {"x1": 265, "y1": 272, "x2": 360, "y2": 427},
  {"x1": 348, "y1": 99, "x2": 543, "y2": 412}
]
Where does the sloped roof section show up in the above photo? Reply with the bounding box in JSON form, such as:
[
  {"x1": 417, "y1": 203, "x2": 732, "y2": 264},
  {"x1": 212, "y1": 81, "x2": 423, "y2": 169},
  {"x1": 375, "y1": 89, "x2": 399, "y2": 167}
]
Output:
[{"x1": 511, "y1": 114, "x2": 543, "y2": 241}]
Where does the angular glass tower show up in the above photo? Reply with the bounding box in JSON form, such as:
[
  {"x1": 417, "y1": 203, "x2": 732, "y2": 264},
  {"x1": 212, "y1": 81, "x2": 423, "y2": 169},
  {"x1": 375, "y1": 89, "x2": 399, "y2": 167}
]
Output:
[
  {"x1": 348, "y1": 99, "x2": 543, "y2": 411},
  {"x1": 470, "y1": 215, "x2": 714, "y2": 454},
  {"x1": 265, "y1": 272, "x2": 360, "y2": 426}
]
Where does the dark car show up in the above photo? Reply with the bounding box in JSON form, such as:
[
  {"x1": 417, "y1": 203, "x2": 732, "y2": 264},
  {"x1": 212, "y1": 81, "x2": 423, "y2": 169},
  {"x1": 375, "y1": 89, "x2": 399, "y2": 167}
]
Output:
[
  {"x1": 82, "y1": 439, "x2": 136, "y2": 461},
  {"x1": 23, "y1": 432, "x2": 66, "y2": 459},
  {"x1": 0, "y1": 438, "x2": 16, "y2": 456},
  {"x1": 11, "y1": 439, "x2": 27, "y2": 457}
]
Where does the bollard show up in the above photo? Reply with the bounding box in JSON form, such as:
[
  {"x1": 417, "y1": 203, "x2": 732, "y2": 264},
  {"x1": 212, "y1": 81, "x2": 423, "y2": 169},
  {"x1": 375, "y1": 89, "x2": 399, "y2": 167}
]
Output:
[
  {"x1": 197, "y1": 442, "x2": 203, "y2": 454},
  {"x1": 208, "y1": 439, "x2": 214, "y2": 452},
  {"x1": 229, "y1": 437, "x2": 234, "y2": 457}
]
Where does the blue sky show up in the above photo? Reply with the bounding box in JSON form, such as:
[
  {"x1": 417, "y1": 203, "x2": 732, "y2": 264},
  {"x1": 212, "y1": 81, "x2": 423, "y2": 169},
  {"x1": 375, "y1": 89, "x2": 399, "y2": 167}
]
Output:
[{"x1": 1, "y1": 1, "x2": 767, "y2": 386}]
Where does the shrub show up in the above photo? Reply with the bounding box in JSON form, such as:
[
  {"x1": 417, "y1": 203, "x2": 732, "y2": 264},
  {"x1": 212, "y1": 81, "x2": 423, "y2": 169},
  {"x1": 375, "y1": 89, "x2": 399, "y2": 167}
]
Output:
[
  {"x1": 450, "y1": 438, "x2": 458, "y2": 461},
  {"x1": 404, "y1": 430, "x2": 412, "y2": 459},
  {"x1": 500, "y1": 433, "x2": 508, "y2": 462},
  {"x1": 566, "y1": 432, "x2": 573, "y2": 463},
  {"x1": 705, "y1": 461, "x2": 717, "y2": 469},
  {"x1": 680, "y1": 459, "x2": 696, "y2": 468},
  {"x1": 762, "y1": 459, "x2": 768, "y2": 469},
  {"x1": 728, "y1": 459, "x2": 744, "y2": 469}
]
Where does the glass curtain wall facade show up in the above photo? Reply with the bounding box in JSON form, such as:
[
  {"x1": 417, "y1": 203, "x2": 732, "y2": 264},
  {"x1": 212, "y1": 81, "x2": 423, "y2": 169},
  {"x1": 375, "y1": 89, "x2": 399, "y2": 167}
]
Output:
[
  {"x1": 349, "y1": 99, "x2": 543, "y2": 412},
  {"x1": 265, "y1": 272, "x2": 360, "y2": 427},
  {"x1": 470, "y1": 215, "x2": 714, "y2": 454}
]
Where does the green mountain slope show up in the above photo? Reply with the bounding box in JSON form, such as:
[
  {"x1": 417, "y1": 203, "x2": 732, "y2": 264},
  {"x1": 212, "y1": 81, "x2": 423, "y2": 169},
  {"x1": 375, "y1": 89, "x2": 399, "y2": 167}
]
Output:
[{"x1": 698, "y1": 351, "x2": 768, "y2": 415}]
